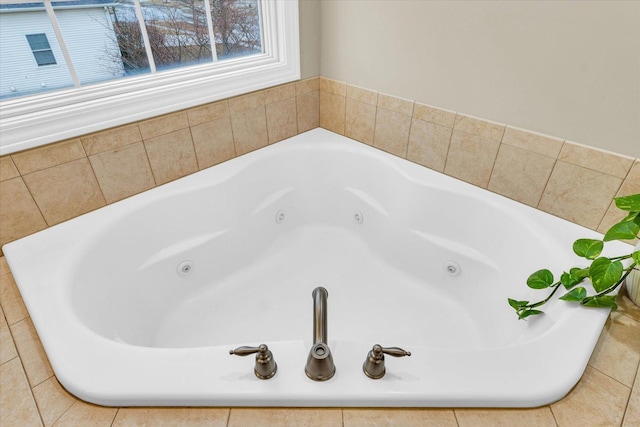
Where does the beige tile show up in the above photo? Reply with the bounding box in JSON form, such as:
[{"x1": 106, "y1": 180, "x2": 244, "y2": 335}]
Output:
[
  {"x1": 588, "y1": 312, "x2": 640, "y2": 387},
  {"x1": 228, "y1": 408, "x2": 342, "y2": 427},
  {"x1": 346, "y1": 84, "x2": 378, "y2": 106},
  {"x1": 296, "y1": 77, "x2": 320, "y2": 96},
  {"x1": 538, "y1": 161, "x2": 623, "y2": 230},
  {"x1": 0, "y1": 256, "x2": 9, "y2": 276},
  {"x1": 52, "y1": 400, "x2": 117, "y2": 426},
  {"x1": 626, "y1": 160, "x2": 640, "y2": 183},
  {"x1": 623, "y1": 365, "x2": 640, "y2": 426},
  {"x1": 373, "y1": 108, "x2": 412, "y2": 157},
  {"x1": 186, "y1": 101, "x2": 229, "y2": 127},
  {"x1": 560, "y1": 141, "x2": 634, "y2": 179},
  {"x1": 23, "y1": 158, "x2": 106, "y2": 226},
  {"x1": 11, "y1": 317, "x2": 54, "y2": 387},
  {"x1": 80, "y1": 124, "x2": 142, "y2": 156},
  {"x1": 228, "y1": 91, "x2": 265, "y2": 114},
  {"x1": 89, "y1": 142, "x2": 155, "y2": 204},
  {"x1": 444, "y1": 130, "x2": 500, "y2": 188},
  {"x1": 11, "y1": 140, "x2": 86, "y2": 176},
  {"x1": 502, "y1": 126, "x2": 564, "y2": 158},
  {"x1": 551, "y1": 366, "x2": 630, "y2": 426},
  {"x1": 138, "y1": 112, "x2": 190, "y2": 140},
  {"x1": 32, "y1": 377, "x2": 78, "y2": 427},
  {"x1": 320, "y1": 91, "x2": 346, "y2": 135},
  {"x1": 455, "y1": 407, "x2": 556, "y2": 427},
  {"x1": 407, "y1": 118, "x2": 453, "y2": 172},
  {"x1": 0, "y1": 156, "x2": 20, "y2": 181},
  {"x1": 0, "y1": 177, "x2": 47, "y2": 246},
  {"x1": 488, "y1": 144, "x2": 556, "y2": 207},
  {"x1": 344, "y1": 408, "x2": 458, "y2": 427},
  {"x1": 144, "y1": 128, "x2": 198, "y2": 185},
  {"x1": 0, "y1": 273, "x2": 29, "y2": 325},
  {"x1": 0, "y1": 358, "x2": 42, "y2": 427},
  {"x1": 0, "y1": 304, "x2": 17, "y2": 365},
  {"x1": 320, "y1": 77, "x2": 346, "y2": 96},
  {"x1": 454, "y1": 114, "x2": 505, "y2": 142},
  {"x1": 266, "y1": 97, "x2": 298, "y2": 144},
  {"x1": 377, "y1": 93, "x2": 414, "y2": 116},
  {"x1": 412, "y1": 103, "x2": 456, "y2": 128},
  {"x1": 597, "y1": 180, "x2": 640, "y2": 239},
  {"x1": 230, "y1": 106, "x2": 269, "y2": 155},
  {"x1": 297, "y1": 90, "x2": 320, "y2": 133},
  {"x1": 113, "y1": 408, "x2": 229, "y2": 426},
  {"x1": 191, "y1": 116, "x2": 236, "y2": 169},
  {"x1": 265, "y1": 83, "x2": 296, "y2": 105},
  {"x1": 345, "y1": 98, "x2": 377, "y2": 145}
]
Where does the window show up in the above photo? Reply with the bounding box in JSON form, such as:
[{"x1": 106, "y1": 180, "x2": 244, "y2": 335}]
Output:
[
  {"x1": 26, "y1": 33, "x2": 57, "y2": 66},
  {"x1": 0, "y1": 0, "x2": 300, "y2": 155}
]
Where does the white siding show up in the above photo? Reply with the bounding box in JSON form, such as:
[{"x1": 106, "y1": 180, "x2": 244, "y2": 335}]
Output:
[
  {"x1": 0, "y1": 8, "x2": 124, "y2": 99},
  {"x1": 56, "y1": 8, "x2": 125, "y2": 85},
  {"x1": 0, "y1": 11, "x2": 74, "y2": 98}
]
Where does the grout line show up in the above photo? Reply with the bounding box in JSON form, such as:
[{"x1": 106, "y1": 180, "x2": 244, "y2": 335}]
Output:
[
  {"x1": 623, "y1": 363, "x2": 640, "y2": 424},
  {"x1": 5, "y1": 316, "x2": 46, "y2": 426}
]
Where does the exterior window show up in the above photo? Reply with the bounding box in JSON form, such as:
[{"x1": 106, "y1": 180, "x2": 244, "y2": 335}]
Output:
[
  {"x1": 0, "y1": 0, "x2": 299, "y2": 155},
  {"x1": 26, "y1": 33, "x2": 57, "y2": 66}
]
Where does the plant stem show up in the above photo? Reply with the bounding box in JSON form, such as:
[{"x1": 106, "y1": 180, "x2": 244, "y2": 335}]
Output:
[{"x1": 528, "y1": 282, "x2": 562, "y2": 309}]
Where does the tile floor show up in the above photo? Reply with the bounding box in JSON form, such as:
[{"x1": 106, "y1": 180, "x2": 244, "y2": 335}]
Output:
[{"x1": 1, "y1": 255, "x2": 638, "y2": 426}]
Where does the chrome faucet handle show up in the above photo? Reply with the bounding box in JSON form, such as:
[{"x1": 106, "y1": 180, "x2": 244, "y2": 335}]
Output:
[
  {"x1": 363, "y1": 344, "x2": 411, "y2": 379},
  {"x1": 229, "y1": 344, "x2": 277, "y2": 379}
]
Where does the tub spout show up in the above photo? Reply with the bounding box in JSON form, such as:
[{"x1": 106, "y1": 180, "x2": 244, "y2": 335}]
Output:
[{"x1": 304, "y1": 287, "x2": 335, "y2": 381}]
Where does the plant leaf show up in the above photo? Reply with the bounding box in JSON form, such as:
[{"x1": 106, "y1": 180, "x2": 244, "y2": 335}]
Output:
[
  {"x1": 573, "y1": 239, "x2": 603, "y2": 259},
  {"x1": 508, "y1": 298, "x2": 529, "y2": 309},
  {"x1": 561, "y1": 271, "x2": 585, "y2": 289},
  {"x1": 614, "y1": 193, "x2": 640, "y2": 212},
  {"x1": 527, "y1": 269, "x2": 554, "y2": 289},
  {"x1": 632, "y1": 250, "x2": 640, "y2": 264},
  {"x1": 603, "y1": 221, "x2": 640, "y2": 242},
  {"x1": 518, "y1": 309, "x2": 543, "y2": 319},
  {"x1": 589, "y1": 258, "x2": 623, "y2": 292},
  {"x1": 583, "y1": 295, "x2": 618, "y2": 310},
  {"x1": 559, "y1": 287, "x2": 587, "y2": 301},
  {"x1": 622, "y1": 211, "x2": 640, "y2": 222},
  {"x1": 570, "y1": 267, "x2": 590, "y2": 279}
]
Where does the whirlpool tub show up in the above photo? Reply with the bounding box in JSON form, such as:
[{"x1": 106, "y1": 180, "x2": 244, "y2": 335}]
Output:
[{"x1": 3, "y1": 128, "x2": 629, "y2": 407}]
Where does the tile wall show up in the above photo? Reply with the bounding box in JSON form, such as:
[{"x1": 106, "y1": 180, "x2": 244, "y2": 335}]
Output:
[
  {"x1": 1, "y1": 76, "x2": 639, "y2": 425},
  {"x1": 319, "y1": 77, "x2": 640, "y2": 236}
]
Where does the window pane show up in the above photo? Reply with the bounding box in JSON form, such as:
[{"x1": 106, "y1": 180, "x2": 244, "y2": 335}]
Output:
[
  {"x1": 26, "y1": 33, "x2": 51, "y2": 50},
  {"x1": 33, "y1": 49, "x2": 57, "y2": 66},
  {"x1": 0, "y1": 5, "x2": 74, "y2": 99},
  {"x1": 140, "y1": 0, "x2": 213, "y2": 72},
  {"x1": 107, "y1": 0, "x2": 152, "y2": 76},
  {"x1": 55, "y1": 1, "x2": 136, "y2": 85},
  {"x1": 209, "y1": 0, "x2": 262, "y2": 61}
]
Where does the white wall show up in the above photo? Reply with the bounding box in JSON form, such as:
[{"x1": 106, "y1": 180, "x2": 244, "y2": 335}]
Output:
[{"x1": 320, "y1": 0, "x2": 640, "y2": 158}]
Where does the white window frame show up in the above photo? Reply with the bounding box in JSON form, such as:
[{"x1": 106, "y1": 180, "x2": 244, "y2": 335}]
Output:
[{"x1": 0, "y1": 0, "x2": 300, "y2": 155}]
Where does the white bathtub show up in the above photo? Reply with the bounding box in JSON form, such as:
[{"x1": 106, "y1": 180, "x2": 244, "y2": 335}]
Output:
[{"x1": 4, "y1": 128, "x2": 629, "y2": 407}]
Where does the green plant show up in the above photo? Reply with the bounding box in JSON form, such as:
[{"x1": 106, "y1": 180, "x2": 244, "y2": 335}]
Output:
[{"x1": 509, "y1": 193, "x2": 640, "y2": 320}]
